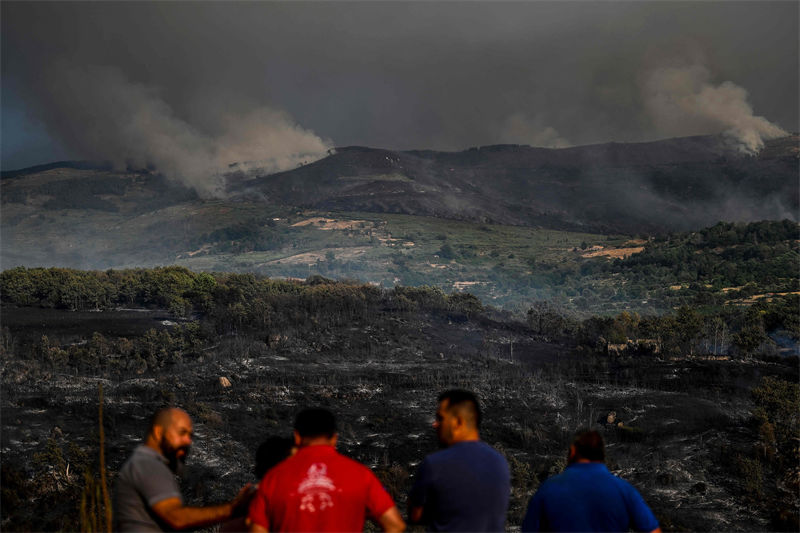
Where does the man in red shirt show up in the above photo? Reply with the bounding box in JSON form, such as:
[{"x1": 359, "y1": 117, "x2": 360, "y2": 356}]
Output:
[{"x1": 248, "y1": 408, "x2": 405, "y2": 532}]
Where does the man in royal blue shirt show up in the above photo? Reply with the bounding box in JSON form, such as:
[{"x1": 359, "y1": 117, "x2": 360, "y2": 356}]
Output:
[
  {"x1": 408, "y1": 389, "x2": 510, "y2": 531},
  {"x1": 522, "y1": 430, "x2": 661, "y2": 533}
]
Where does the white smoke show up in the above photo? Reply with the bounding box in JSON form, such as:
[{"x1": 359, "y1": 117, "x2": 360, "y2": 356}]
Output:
[
  {"x1": 498, "y1": 113, "x2": 571, "y2": 148},
  {"x1": 40, "y1": 64, "x2": 332, "y2": 197},
  {"x1": 644, "y1": 64, "x2": 787, "y2": 154}
]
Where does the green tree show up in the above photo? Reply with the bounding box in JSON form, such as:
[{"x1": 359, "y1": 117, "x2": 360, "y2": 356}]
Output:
[
  {"x1": 438, "y1": 243, "x2": 456, "y2": 260},
  {"x1": 733, "y1": 310, "x2": 769, "y2": 357}
]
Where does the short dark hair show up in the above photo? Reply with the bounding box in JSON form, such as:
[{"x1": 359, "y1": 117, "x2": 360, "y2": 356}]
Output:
[
  {"x1": 294, "y1": 408, "x2": 337, "y2": 438},
  {"x1": 438, "y1": 389, "x2": 482, "y2": 429},
  {"x1": 254, "y1": 436, "x2": 294, "y2": 479},
  {"x1": 572, "y1": 430, "x2": 605, "y2": 462}
]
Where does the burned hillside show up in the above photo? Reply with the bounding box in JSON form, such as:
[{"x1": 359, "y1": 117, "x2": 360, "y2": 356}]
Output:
[{"x1": 1, "y1": 269, "x2": 798, "y2": 531}]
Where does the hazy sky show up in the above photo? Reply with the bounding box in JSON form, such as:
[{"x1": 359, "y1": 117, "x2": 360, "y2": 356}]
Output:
[{"x1": 2, "y1": 1, "x2": 797, "y2": 182}]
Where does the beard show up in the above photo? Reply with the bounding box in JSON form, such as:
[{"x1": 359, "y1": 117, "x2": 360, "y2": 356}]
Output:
[{"x1": 161, "y1": 438, "x2": 190, "y2": 475}]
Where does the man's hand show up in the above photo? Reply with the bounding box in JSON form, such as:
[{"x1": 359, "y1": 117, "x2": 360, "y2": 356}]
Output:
[{"x1": 231, "y1": 483, "x2": 256, "y2": 517}]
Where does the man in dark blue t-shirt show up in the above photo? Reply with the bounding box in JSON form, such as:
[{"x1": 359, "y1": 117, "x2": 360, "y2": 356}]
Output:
[
  {"x1": 408, "y1": 389, "x2": 510, "y2": 531},
  {"x1": 522, "y1": 430, "x2": 661, "y2": 533}
]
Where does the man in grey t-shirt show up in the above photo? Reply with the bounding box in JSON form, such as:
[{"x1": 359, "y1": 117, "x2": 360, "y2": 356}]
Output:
[{"x1": 114, "y1": 407, "x2": 252, "y2": 531}]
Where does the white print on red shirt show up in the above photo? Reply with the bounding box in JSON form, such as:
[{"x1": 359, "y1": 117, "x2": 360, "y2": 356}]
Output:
[{"x1": 298, "y1": 463, "x2": 336, "y2": 513}]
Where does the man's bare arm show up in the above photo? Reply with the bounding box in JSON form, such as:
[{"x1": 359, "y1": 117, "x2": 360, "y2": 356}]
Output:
[
  {"x1": 151, "y1": 484, "x2": 253, "y2": 530},
  {"x1": 249, "y1": 523, "x2": 269, "y2": 533},
  {"x1": 377, "y1": 505, "x2": 406, "y2": 532},
  {"x1": 151, "y1": 497, "x2": 234, "y2": 530}
]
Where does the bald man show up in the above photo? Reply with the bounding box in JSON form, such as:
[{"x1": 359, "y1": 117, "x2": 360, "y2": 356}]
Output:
[
  {"x1": 114, "y1": 407, "x2": 252, "y2": 532},
  {"x1": 408, "y1": 390, "x2": 510, "y2": 531}
]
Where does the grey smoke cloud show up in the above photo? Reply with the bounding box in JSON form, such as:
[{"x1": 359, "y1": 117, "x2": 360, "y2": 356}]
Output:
[
  {"x1": 498, "y1": 114, "x2": 571, "y2": 148},
  {"x1": 644, "y1": 64, "x2": 787, "y2": 154},
  {"x1": 2, "y1": 1, "x2": 797, "y2": 170},
  {"x1": 36, "y1": 64, "x2": 331, "y2": 196}
]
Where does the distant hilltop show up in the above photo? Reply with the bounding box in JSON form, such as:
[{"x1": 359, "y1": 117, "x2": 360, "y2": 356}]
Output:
[
  {"x1": 232, "y1": 134, "x2": 799, "y2": 234},
  {"x1": 2, "y1": 134, "x2": 798, "y2": 237}
]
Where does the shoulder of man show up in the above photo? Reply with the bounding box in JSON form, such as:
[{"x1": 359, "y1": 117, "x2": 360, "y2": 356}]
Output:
[
  {"x1": 259, "y1": 451, "x2": 302, "y2": 488},
  {"x1": 608, "y1": 471, "x2": 646, "y2": 497},
  {"x1": 120, "y1": 446, "x2": 181, "y2": 507},
  {"x1": 535, "y1": 465, "x2": 576, "y2": 492},
  {"x1": 609, "y1": 472, "x2": 660, "y2": 531},
  {"x1": 124, "y1": 446, "x2": 172, "y2": 478},
  {"x1": 481, "y1": 441, "x2": 510, "y2": 462},
  {"x1": 332, "y1": 449, "x2": 381, "y2": 478},
  {"x1": 458, "y1": 440, "x2": 509, "y2": 466},
  {"x1": 421, "y1": 441, "x2": 474, "y2": 462}
]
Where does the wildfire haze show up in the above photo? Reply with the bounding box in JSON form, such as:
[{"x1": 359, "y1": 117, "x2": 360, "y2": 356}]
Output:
[{"x1": 2, "y1": 2, "x2": 797, "y2": 190}]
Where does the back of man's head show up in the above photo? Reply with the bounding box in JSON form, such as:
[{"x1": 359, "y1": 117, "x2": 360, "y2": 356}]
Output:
[
  {"x1": 438, "y1": 389, "x2": 482, "y2": 429},
  {"x1": 148, "y1": 407, "x2": 181, "y2": 437},
  {"x1": 571, "y1": 429, "x2": 605, "y2": 462},
  {"x1": 254, "y1": 436, "x2": 295, "y2": 479},
  {"x1": 294, "y1": 408, "x2": 337, "y2": 439}
]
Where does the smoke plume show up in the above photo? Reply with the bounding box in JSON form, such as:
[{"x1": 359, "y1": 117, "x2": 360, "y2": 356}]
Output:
[
  {"x1": 498, "y1": 113, "x2": 570, "y2": 148},
  {"x1": 644, "y1": 64, "x2": 787, "y2": 154},
  {"x1": 35, "y1": 64, "x2": 332, "y2": 197}
]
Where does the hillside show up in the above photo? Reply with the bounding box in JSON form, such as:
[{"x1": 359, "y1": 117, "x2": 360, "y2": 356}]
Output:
[
  {"x1": 1, "y1": 271, "x2": 798, "y2": 531},
  {"x1": 1, "y1": 135, "x2": 797, "y2": 312},
  {"x1": 234, "y1": 134, "x2": 799, "y2": 233},
  {"x1": 3, "y1": 134, "x2": 798, "y2": 235}
]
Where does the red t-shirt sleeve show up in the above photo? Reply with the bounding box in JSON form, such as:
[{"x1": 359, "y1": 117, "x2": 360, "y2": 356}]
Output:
[
  {"x1": 247, "y1": 481, "x2": 271, "y2": 530},
  {"x1": 365, "y1": 470, "x2": 396, "y2": 520}
]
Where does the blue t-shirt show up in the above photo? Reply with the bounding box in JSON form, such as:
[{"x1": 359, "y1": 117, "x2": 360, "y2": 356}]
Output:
[
  {"x1": 409, "y1": 440, "x2": 510, "y2": 532},
  {"x1": 521, "y1": 462, "x2": 659, "y2": 532}
]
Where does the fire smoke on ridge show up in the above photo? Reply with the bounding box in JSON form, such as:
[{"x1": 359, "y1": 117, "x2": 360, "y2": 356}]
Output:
[
  {"x1": 35, "y1": 64, "x2": 333, "y2": 197},
  {"x1": 644, "y1": 64, "x2": 787, "y2": 154}
]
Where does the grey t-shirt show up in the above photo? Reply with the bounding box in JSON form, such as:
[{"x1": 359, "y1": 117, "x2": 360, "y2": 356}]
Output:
[{"x1": 114, "y1": 445, "x2": 182, "y2": 532}]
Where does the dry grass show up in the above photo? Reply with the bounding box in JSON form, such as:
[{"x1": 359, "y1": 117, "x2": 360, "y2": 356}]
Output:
[
  {"x1": 291, "y1": 217, "x2": 373, "y2": 230},
  {"x1": 264, "y1": 247, "x2": 372, "y2": 266},
  {"x1": 727, "y1": 291, "x2": 800, "y2": 305},
  {"x1": 581, "y1": 246, "x2": 644, "y2": 259}
]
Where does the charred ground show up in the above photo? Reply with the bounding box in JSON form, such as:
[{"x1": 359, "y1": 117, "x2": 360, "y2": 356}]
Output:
[{"x1": 1, "y1": 271, "x2": 798, "y2": 531}]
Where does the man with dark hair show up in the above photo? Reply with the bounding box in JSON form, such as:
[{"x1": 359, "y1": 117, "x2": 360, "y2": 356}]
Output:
[
  {"x1": 248, "y1": 407, "x2": 406, "y2": 532},
  {"x1": 222, "y1": 435, "x2": 297, "y2": 532},
  {"x1": 253, "y1": 436, "x2": 295, "y2": 480},
  {"x1": 521, "y1": 429, "x2": 661, "y2": 532},
  {"x1": 408, "y1": 389, "x2": 510, "y2": 531},
  {"x1": 114, "y1": 407, "x2": 252, "y2": 532}
]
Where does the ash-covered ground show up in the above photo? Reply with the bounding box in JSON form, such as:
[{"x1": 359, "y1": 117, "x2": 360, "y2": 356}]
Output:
[{"x1": 1, "y1": 304, "x2": 797, "y2": 531}]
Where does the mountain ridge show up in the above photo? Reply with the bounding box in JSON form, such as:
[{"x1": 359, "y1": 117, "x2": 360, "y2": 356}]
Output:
[
  {"x1": 2, "y1": 134, "x2": 797, "y2": 245},
  {"x1": 232, "y1": 134, "x2": 798, "y2": 233}
]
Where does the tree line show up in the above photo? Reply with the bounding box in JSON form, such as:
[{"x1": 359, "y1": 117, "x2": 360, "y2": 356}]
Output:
[{"x1": 3, "y1": 264, "x2": 797, "y2": 361}]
